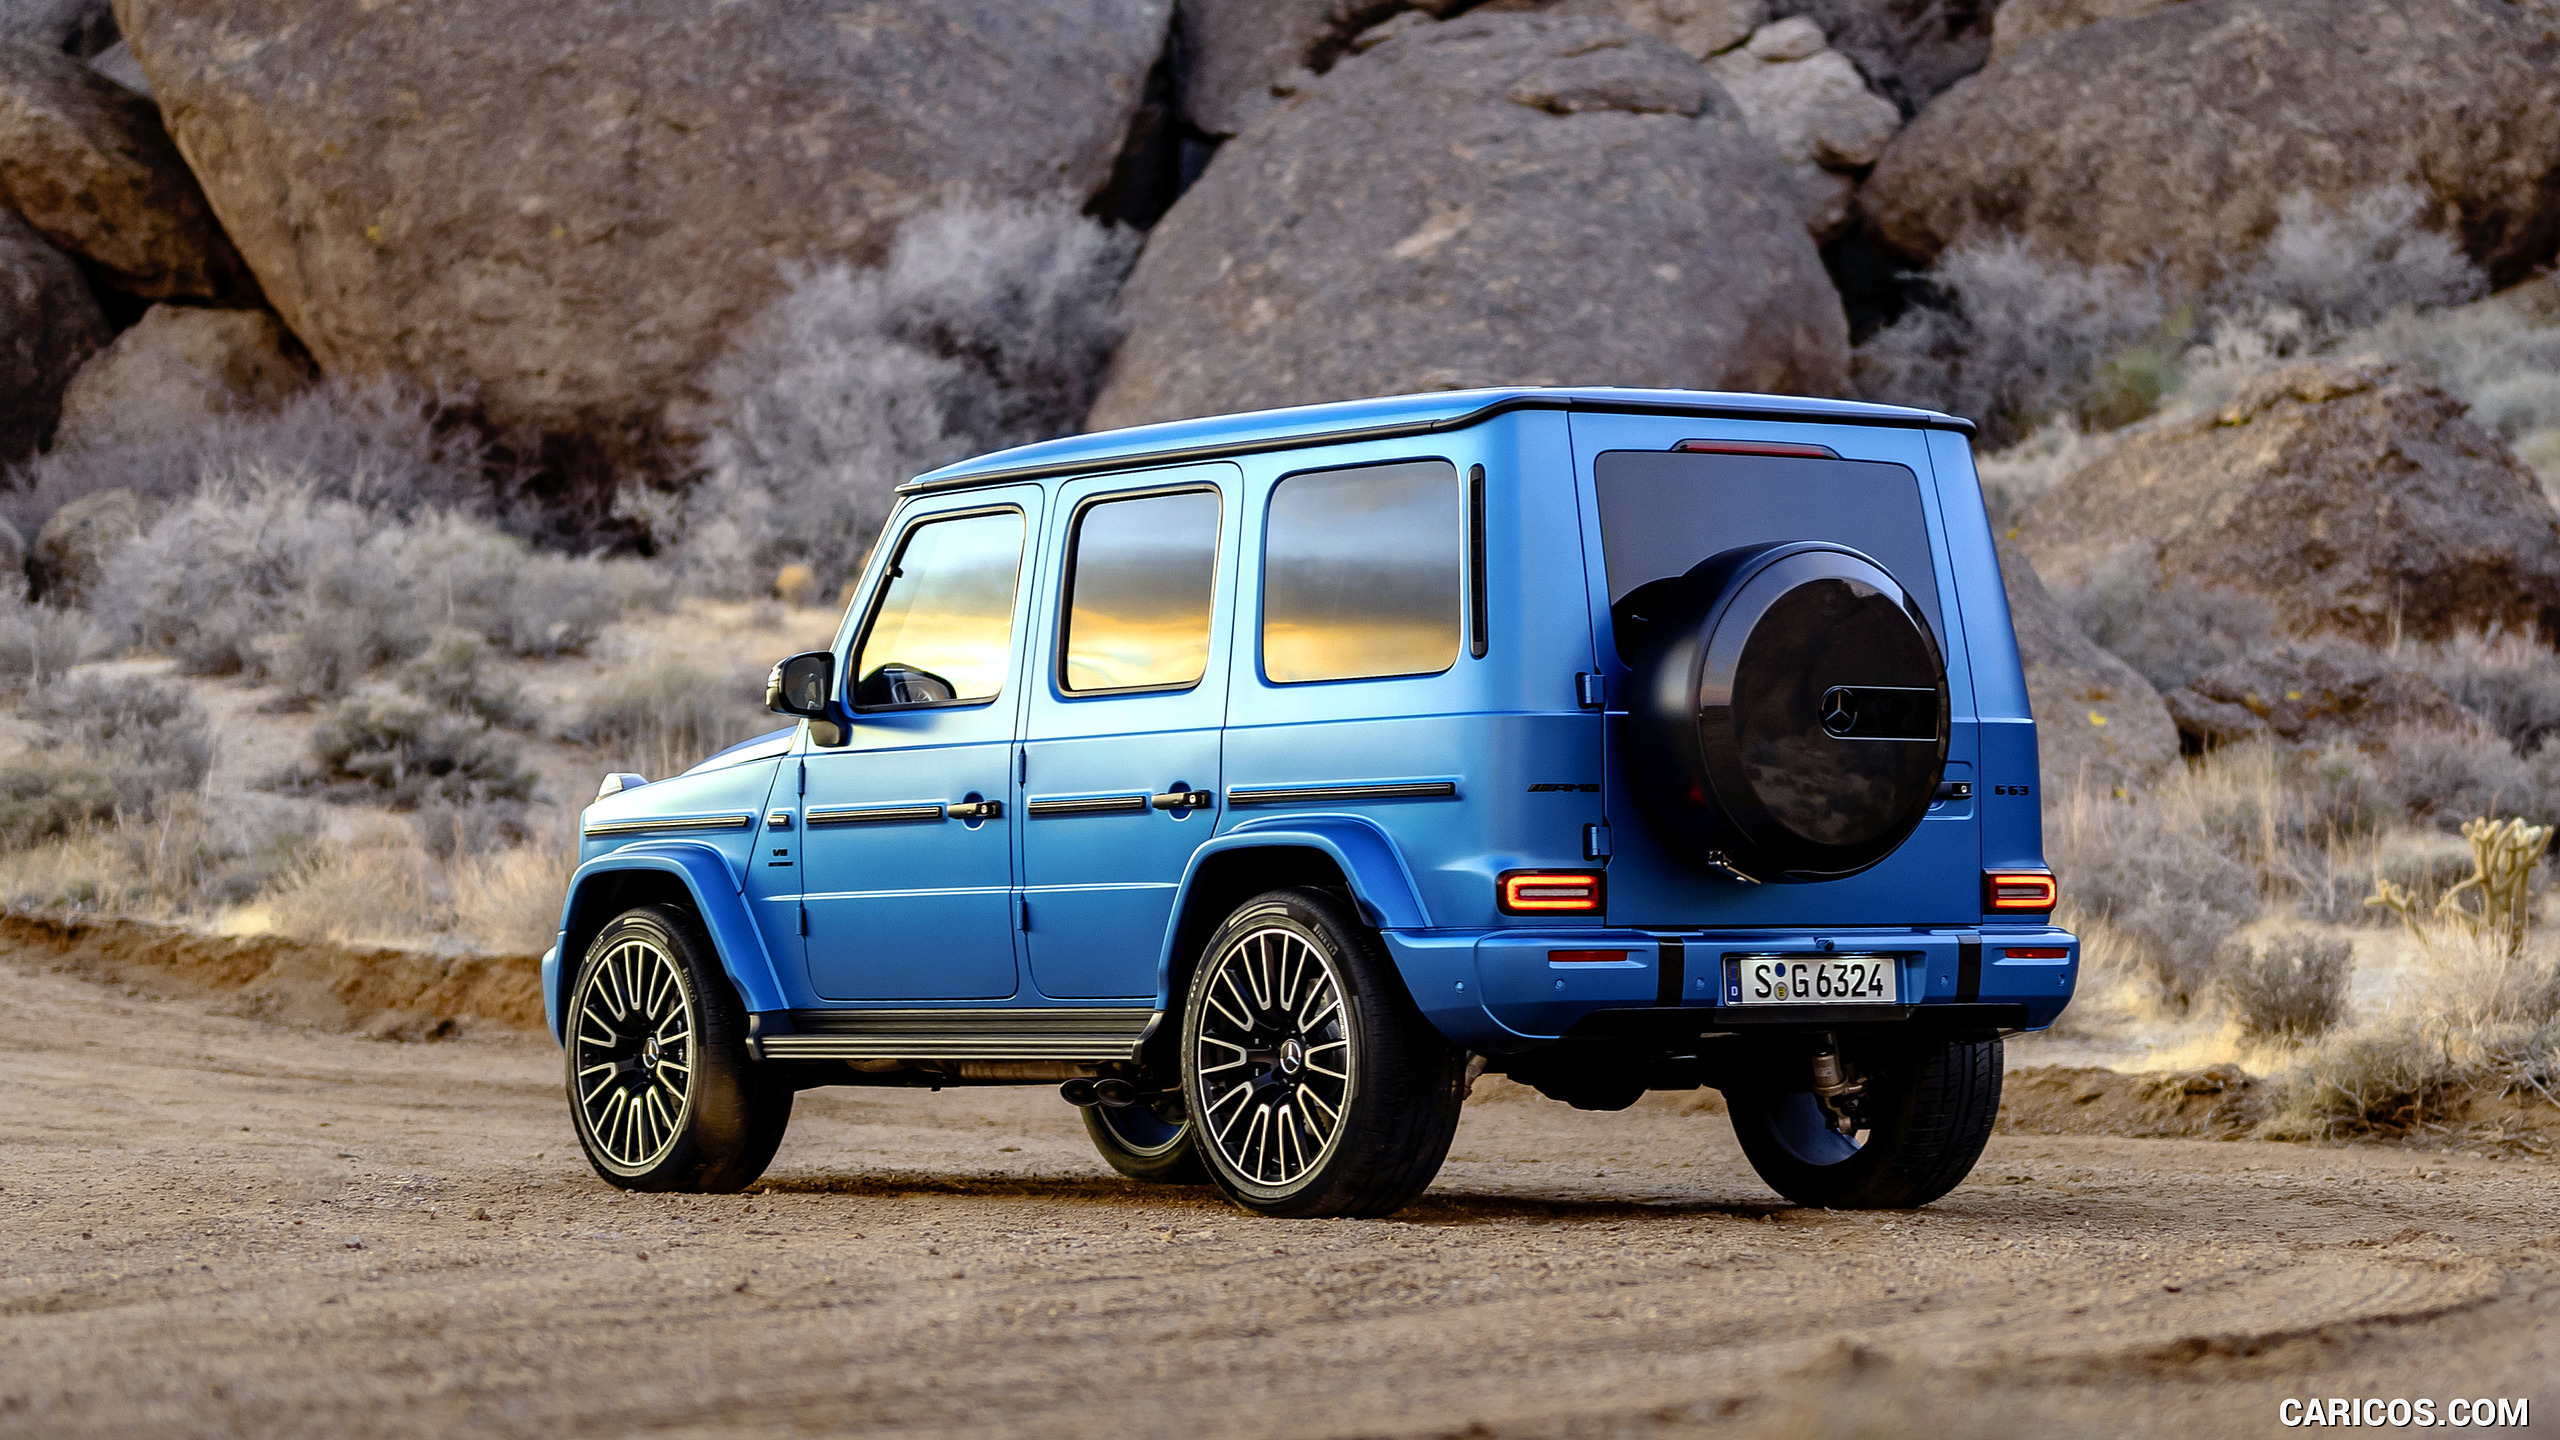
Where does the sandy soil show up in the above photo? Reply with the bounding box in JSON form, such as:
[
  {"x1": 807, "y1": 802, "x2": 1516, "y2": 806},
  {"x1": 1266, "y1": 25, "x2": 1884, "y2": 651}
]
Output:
[{"x1": 4, "y1": 953, "x2": 2556, "y2": 1440}]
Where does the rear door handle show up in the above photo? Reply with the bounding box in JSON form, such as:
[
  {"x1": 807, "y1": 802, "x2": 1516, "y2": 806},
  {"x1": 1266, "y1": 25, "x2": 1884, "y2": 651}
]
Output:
[
  {"x1": 1150, "y1": 789, "x2": 1214, "y2": 812},
  {"x1": 947, "y1": 800, "x2": 1003, "y2": 821}
]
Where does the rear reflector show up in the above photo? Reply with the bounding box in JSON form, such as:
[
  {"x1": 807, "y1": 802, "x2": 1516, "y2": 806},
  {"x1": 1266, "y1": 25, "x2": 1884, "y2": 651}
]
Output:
[
  {"x1": 1500, "y1": 871, "x2": 1604, "y2": 914},
  {"x1": 1674, "y1": 439, "x2": 1840, "y2": 459},
  {"x1": 2003, "y1": 947, "x2": 2068, "y2": 960},
  {"x1": 1547, "y1": 949, "x2": 1629, "y2": 964},
  {"x1": 1984, "y1": 871, "x2": 2058, "y2": 912}
]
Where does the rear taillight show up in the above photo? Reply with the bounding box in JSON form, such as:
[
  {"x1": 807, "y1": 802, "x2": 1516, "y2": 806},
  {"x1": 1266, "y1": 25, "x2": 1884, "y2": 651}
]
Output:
[
  {"x1": 2003, "y1": 947, "x2": 2068, "y2": 960},
  {"x1": 1500, "y1": 871, "x2": 1604, "y2": 914},
  {"x1": 1985, "y1": 871, "x2": 2057, "y2": 913},
  {"x1": 1547, "y1": 949, "x2": 1629, "y2": 964}
]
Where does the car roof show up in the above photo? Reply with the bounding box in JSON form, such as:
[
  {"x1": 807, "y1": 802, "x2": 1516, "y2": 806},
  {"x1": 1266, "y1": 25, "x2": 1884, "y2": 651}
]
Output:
[{"x1": 902, "y1": 386, "x2": 1972, "y2": 494}]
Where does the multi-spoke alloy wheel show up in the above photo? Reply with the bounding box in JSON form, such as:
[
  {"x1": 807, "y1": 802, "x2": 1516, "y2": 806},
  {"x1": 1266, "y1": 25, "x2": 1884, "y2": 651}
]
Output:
[
  {"x1": 571, "y1": 935, "x2": 696, "y2": 1173},
  {"x1": 564, "y1": 905, "x2": 792, "y2": 1193},
  {"x1": 1181, "y1": 888, "x2": 1468, "y2": 1219},
  {"x1": 1193, "y1": 926, "x2": 1352, "y2": 1187}
]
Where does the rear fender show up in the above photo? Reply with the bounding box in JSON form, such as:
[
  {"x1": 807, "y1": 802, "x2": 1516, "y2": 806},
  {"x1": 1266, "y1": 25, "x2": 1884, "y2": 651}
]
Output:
[
  {"x1": 1153, "y1": 816, "x2": 1432, "y2": 1011},
  {"x1": 548, "y1": 841, "x2": 790, "y2": 1045}
]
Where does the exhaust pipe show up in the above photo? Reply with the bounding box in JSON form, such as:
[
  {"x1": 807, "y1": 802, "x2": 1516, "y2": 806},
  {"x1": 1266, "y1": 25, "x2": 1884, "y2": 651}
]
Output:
[
  {"x1": 1059, "y1": 1078, "x2": 1100, "y2": 1108},
  {"x1": 1092, "y1": 1077, "x2": 1139, "y2": 1108}
]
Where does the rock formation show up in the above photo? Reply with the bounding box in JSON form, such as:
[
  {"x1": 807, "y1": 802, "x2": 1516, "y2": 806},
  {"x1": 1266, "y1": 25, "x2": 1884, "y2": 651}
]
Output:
[
  {"x1": 1866, "y1": 0, "x2": 2560, "y2": 293},
  {"x1": 114, "y1": 0, "x2": 1174, "y2": 449},
  {"x1": 0, "y1": 208, "x2": 111, "y2": 462},
  {"x1": 1704, "y1": 17, "x2": 1901, "y2": 241},
  {"x1": 2019, "y1": 358, "x2": 2560, "y2": 646},
  {"x1": 1089, "y1": 11, "x2": 1847, "y2": 428},
  {"x1": 1998, "y1": 538, "x2": 2179, "y2": 793},
  {"x1": 52, "y1": 304, "x2": 309, "y2": 450}
]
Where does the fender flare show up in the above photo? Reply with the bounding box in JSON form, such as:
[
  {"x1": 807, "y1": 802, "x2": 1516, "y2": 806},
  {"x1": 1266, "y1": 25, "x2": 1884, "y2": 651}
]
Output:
[
  {"x1": 548, "y1": 841, "x2": 791, "y2": 1044},
  {"x1": 1152, "y1": 814, "x2": 1432, "y2": 1009}
]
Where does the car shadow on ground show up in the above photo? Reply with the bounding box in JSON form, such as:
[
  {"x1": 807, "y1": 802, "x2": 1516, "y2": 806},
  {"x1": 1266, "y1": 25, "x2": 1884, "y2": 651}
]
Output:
[{"x1": 755, "y1": 1169, "x2": 1797, "y2": 1224}]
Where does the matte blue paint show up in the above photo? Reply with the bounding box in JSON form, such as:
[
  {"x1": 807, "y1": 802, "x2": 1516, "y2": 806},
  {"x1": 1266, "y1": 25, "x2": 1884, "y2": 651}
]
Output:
[{"x1": 550, "y1": 387, "x2": 2070, "y2": 1055}]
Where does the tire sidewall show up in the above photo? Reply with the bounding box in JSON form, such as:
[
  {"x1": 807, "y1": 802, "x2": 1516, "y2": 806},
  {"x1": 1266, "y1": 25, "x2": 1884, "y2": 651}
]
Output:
[
  {"x1": 1727, "y1": 1037, "x2": 1998, "y2": 1209},
  {"x1": 1082, "y1": 1101, "x2": 1207, "y2": 1185},
  {"x1": 1181, "y1": 891, "x2": 1375, "y2": 1211}
]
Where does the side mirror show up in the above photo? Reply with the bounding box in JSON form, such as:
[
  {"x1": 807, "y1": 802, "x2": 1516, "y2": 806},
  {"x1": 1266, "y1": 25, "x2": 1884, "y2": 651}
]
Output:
[{"x1": 765, "y1": 651, "x2": 848, "y2": 746}]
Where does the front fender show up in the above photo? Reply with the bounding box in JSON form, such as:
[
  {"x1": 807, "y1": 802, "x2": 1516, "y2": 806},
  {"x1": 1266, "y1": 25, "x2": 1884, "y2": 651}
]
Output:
[
  {"x1": 1154, "y1": 815, "x2": 1433, "y2": 1007},
  {"x1": 548, "y1": 841, "x2": 790, "y2": 1045}
]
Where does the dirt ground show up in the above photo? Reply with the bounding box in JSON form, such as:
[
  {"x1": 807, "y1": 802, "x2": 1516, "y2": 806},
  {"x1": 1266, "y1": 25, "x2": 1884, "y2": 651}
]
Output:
[{"x1": 4, "y1": 953, "x2": 2556, "y2": 1440}]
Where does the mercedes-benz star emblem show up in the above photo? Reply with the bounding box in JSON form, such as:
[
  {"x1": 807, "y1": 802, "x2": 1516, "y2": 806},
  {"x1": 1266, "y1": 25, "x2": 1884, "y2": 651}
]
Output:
[{"x1": 1820, "y1": 686, "x2": 1858, "y2": 737}]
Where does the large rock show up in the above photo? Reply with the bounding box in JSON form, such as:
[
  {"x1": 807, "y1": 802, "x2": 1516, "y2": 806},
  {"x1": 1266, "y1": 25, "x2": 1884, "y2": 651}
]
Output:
[
  {"x1": 0, "y1": 0, "x2": 114, "y2": 53},
  {"x1": 52, "y1": 304, "x2": 309, "y2": 450},
  {"x1": 0, "y1": 208, "x2": 111, "y2": 462},
  {"x1": 1768, "y1": 0, "x2": 1995, "y2": 113},
  {"x1": 1551, "y1": 0, "x2": 1768, "y2": 58},
  {"x1": 1989, "y1": 0, "x2": 2189, "y2": 61},
  {"x1": 0, "y1": 40, "x2": 255, "y2": 302},
  {"x1": 2020, "y1": 358, "x2": 2560, "y2": 646},
  {"x1": 32, "y1": 485, "x2": 157, "y2": 605},
  {"x1": 1176, "y1": 0, "x2": 1350, "y2": 139},
  {"x1": 1088, "y1": 12, "x2": 1848, "y2": 429},
  {"x1": 1703, "y1": 17, "x2": 1901, "y2": 241},
  {"x1": 2163, "y1": 641, "x2": 2467, "y2": 751},
  {"x1": 1865, "y1": 0, "x2": 2560, "y2": 294},
  {"x1": 1998, "y1": 540, "x2": 2177, "y2": 794},
  {"x1": 115, "y1": 0, "x2": 1174, "y2": 448}
]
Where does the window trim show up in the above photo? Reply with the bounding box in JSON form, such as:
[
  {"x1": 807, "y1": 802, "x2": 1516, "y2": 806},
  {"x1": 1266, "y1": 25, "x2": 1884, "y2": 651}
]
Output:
[
  {"x1": 1053, "y1": 482, "x2": 1227, "y2": 700},
  {"x1": 1258, "y1": 455, "x2": 1465, "y2": 688},
  {"x1": 844, "y1": 503, "x2": 1030, "y2": 715}
]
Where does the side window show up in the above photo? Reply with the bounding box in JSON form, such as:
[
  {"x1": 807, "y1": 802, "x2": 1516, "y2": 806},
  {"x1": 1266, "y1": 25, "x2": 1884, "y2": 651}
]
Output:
[
  {"x1": 1061, "y1": 489, "x2": 1222, "y2": 693},
  {"x1": 851, "y1": 510, "x2": 1026, "y2": 709},
  {"x1": 1262, "y1": 459, "x2": 1461, "y2": 685}
]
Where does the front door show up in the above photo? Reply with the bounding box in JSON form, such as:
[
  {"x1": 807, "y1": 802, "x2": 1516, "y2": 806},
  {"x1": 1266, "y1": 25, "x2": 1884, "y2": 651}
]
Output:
[
  {"x1": 799, "y1": 496, "x2": 1039, "y2": 1001},
  {"x1": 1019, "y1": 467, "x2": 1237, "y2": 999}
]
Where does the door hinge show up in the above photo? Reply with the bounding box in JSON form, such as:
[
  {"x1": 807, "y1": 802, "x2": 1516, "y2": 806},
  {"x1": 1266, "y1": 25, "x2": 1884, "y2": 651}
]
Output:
[
  {"x1": 1017, "y1": 750, "x2": 1028, "y2": 784},
  {"x1": 798, "y1": 902, "x2": 808, "y2": 937},
  {"x1": 1583, "y1": 823, "x2": 1611, "y2": 861},
  {"x1": 796, "y1": 760, "x2": 806, "y2": 796},
  {"x1": 1576, "y1": 672, "x2": 1605, "y2": 709},
  {"x1": 1017, "y1": 896, "x2": 1032, "y2": 932}
]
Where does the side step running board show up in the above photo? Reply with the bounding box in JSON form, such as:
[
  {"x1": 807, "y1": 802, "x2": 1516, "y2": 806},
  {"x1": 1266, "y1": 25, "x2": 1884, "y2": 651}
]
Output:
[{"x1": 750, "y1": 1008, "x2": 1159, "y2": 1063}]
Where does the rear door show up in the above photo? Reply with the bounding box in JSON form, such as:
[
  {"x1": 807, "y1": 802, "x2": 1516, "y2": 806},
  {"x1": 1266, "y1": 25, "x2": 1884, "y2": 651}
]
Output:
[
  {"x1": 1567, "y1": 411, "x2": 1982, "y2": 928},
  {"x1": 1017, "y1": 465, "x2": 1238, "y2": 999}
]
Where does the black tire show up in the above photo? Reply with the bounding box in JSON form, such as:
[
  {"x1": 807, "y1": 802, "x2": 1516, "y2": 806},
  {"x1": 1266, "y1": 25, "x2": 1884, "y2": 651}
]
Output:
[
  {"x1": 1180, "y1": 888, "x2": 1467, "y2": 1219},
  {"x1": 565, "y1": 904, "x2": 791, "y2": 1192},
  {"x1": 1082, "y1": 1097, "x2": 1210, "y2": 1185},
  {"x1": 1726, "y1": 1035, "x2": 2002, "y2": 1209}
]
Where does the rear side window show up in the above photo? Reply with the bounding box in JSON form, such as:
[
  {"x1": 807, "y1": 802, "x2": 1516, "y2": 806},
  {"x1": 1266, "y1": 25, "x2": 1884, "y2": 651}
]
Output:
[
  {"x1": 852, "y1": 510, "x2": 1026, "y2": 708},
  {"x1": 1262, "y1": 459, "x2": 1461, "y2": 684},
  {"x1": 1593, "y1": 450, "x2": 1942, "y2": 661},
  {"x1": 1061, "y1": 489, "x2": 1222, "y2": 693}
]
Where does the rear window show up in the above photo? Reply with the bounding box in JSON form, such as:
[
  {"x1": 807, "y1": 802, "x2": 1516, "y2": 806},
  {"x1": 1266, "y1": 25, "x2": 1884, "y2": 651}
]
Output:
[{"x1": 1592, "y1": 450, "x2": 1941, "y2": 661}]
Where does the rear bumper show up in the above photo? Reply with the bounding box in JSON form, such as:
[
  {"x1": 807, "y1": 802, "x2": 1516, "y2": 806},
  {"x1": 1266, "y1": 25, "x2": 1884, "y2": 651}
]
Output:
[{"x1": 1386, "y1": 924, "x2": 2077, "y2": 1054}]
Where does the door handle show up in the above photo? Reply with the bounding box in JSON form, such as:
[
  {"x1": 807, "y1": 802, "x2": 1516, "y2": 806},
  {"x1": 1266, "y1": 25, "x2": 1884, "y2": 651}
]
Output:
[
  {"x1": 947, "y1": 799, "x2": 1003, "y2": 821},
  {"x1": 1150, "y1": 789, "x2": 1214, "y2": 812}
]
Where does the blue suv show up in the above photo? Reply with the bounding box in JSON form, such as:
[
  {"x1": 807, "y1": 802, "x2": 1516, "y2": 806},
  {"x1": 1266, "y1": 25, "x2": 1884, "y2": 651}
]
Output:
[{"x1": 547, "y1": 387, "x2": 2077, "y2": 1218}]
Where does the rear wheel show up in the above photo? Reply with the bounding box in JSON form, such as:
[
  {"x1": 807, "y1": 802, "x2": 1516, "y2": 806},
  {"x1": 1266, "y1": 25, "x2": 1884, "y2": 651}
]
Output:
[
  {"x1": 1181, "y1": 888, "x2": 1467, "y2": 1219},
  {"x1": 1726, "y1": 1035, "x2": 2002, "y2": 1209},
  {"x1": 566, "y1": 904, "x2": 791, "y2": 1192},
  {"x1": 1082, "y1": 1095, "x2": 1209, "y2": 1185}
]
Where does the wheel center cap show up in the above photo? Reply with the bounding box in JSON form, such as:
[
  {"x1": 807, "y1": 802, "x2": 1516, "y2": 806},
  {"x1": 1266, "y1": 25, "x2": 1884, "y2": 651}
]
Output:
[
  {"x1": 640, "y1": 1035, "x2": 661, "y2": 1070},
  {"x1": 1278, "y1": 1038, "x2": 1304, "y2": 1076}
]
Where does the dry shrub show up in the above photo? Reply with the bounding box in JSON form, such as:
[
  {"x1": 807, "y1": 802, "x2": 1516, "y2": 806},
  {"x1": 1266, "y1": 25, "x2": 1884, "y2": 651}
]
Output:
[
  {"x1": 1863, "y1": 186, "x2": 2486, "y2": 444},
  {"x1": 665, "y1": 197, "x2": 1137, "y2": 598},
  {"x1": 395, "y1": 630, "x2": 534, "y2": 730},
  {"x1": 0, "y1": 593, "x2": 107, "y2": 690},
  {"x1": 0, "y1": 671, "x2": 213, "y2": 850},
  {"x1": 2217, "y1": 929, "x2": 2353, "y2": 1040},
  {"x1": 272, "y1": 696, "x2": 537, "y2": 809},
  {"x1": 97, "y1": 473, "x2": 658, "y2": 703},
  {"x1": 0, "y1": 794, "x2": 312, "y2": 916},
  {"x1": 2413, "y1": 629, "x2": 2560, "y2": 755},
  {"x1": 2045, "y1": 776, "x2": 2260, "y2": 1008},
  {"x1": 2058, "y1": 566, "x2": 2278, "y2": 693},
  {"x1": 1, "y1": 377, "x2": 490, "y2": 545},
  {"x1": 562, "y1": 657, "x2": 780, "y2": 778},
  {"x1": 260, "y1": 811, "x2": 568, "y2": 954}
]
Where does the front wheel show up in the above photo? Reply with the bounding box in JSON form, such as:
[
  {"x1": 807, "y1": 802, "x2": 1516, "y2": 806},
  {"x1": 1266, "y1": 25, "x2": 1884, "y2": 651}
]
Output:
[
  {"x1": 1181, "y1": 888, "x2": 1467, "y2": 1219},
  {"x1": 1726, "y1": 1034, "x2": 2003, "y2": 1209},
  {"x1": 565, "y1": 904, "x2": 791, "y2": 1192}
]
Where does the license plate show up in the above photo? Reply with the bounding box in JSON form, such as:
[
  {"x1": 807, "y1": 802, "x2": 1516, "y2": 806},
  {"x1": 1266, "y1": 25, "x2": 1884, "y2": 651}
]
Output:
[{"x1": 1727, "y1": 955, "x2": 1901, "y2": 1005}]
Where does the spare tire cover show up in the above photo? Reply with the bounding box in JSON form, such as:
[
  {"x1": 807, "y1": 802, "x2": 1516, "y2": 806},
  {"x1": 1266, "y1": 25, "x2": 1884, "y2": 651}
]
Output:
[{"x1": 1623, "y1": 542, "x2": 1948, "y2": 882}]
